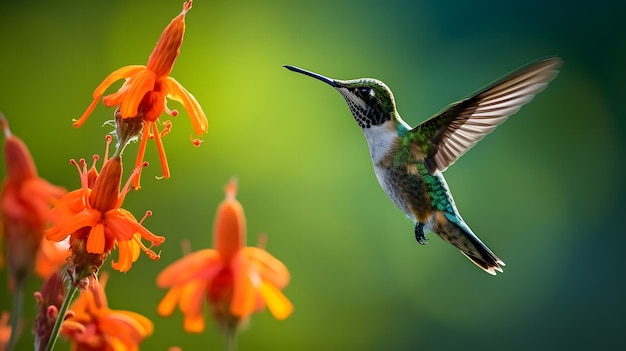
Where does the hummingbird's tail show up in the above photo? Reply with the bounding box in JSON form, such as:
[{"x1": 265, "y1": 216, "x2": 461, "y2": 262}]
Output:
[{"x1": 431, "y1": 211, "x2": 505, "y2": 275}]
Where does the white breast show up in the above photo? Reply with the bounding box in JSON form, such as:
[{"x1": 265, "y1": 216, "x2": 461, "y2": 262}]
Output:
[
  {"x1": 362, "y1": 122, "x2": 416, "y2": 218},
  {"x1": 362, "y1": 122, "x2": 400, "y2": 165}
]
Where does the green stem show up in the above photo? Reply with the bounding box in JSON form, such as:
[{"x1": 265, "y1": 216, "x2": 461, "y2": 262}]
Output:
[
  {"x1": 225, "y1": 328, "x2": 237, "y2": 351},
  {"x1": 43, "y1": 282, "x2": 78, "y2": 351},
  {"x1": 7, "y1": 281, "x2": 24, "y2": 351}
]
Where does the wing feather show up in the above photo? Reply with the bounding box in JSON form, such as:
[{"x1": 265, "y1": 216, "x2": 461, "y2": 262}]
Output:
[{"x1": 412, "y1": 57, "x2": 562, "y2": 174}]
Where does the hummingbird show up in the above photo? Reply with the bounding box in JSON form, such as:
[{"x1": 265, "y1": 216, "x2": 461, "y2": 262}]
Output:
[{"x1": 284, "y1": 57, "x2": 561, "y2": 275}]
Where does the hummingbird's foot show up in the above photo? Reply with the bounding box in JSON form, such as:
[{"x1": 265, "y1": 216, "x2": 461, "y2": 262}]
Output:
[{"x1": 414, "y1": 222, "x2": 428, "y2": 245}]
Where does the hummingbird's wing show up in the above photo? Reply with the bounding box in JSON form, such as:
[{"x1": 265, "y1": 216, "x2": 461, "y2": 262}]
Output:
[{"x1": 409, "y1": 57, "x2": 562, "y2": 174}]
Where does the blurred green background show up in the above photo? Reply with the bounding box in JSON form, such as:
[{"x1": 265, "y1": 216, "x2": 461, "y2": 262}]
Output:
[{"x1": 1, "y1": 0, "x2": 624, "y2": 350}]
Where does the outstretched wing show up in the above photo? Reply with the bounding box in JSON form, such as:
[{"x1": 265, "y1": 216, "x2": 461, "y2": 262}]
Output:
[{"x1": 409, "y1": 57, "x2": 562, "y2": 174}]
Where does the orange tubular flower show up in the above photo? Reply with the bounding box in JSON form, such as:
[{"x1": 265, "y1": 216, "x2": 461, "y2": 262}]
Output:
[
  {"x1": 74, "y1": 0, "x2": 208, "y2": 188},
  {"x1": 0, "y1": 115, "x2": 66, "y2": 287},
  {"x1": 61, "y1": 273, "x2": 153, "y2": 351},
  {"x1": 45, "y1": 137, "x2": 164, "y2": 275},
  {"x1": 157, "y1": 179, "x2": 293, "y2": 335}
]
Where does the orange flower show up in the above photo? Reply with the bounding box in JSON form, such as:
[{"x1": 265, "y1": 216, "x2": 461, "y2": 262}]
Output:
[
  {"x1": 35, "y1": 236, "x2": 70, "y2": 279},
  {"x1": 0, "y1": 311, "x2": 10, "y2": 351},
  {"x1": 74, "y1": 0, "x2": 208, "y2": 188},
  {"x1": 157, "y1": 179, "x2": 293, "y2": 335},
  {"x1": 0, "y1": 115, "x2": 66, "y2": 287},
  {"x1": 45, "y1": 137, "x2": 164, "y2": 274},
  {"x1": 61, "y1": 273, "x2": 153, "y2": 351}
]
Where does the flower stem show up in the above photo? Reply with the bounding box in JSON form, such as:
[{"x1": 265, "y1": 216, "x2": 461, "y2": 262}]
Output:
[
  {"x1": 7, "y1": 281, "x2": 24, "y2": 351},
  {"x1": 43, "y1": 281, "x2": 78, "y2": 351},
  {"x1": 225, "y1": 329, "x2": 237, "y2": 351}
]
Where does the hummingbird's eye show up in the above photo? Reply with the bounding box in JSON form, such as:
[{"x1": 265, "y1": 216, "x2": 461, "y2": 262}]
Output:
[{"x1": 357, "y1": 87, "x2": 375, "y2": 99}]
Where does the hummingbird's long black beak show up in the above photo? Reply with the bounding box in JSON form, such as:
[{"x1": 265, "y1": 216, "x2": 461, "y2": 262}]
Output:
[{"x1": 284, "y1": 65, "x2": 338, "y2": 87}]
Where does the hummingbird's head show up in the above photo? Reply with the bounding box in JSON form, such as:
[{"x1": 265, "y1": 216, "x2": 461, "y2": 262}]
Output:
[{"x1": 285, "y1": 65, "x2": 397, "y2": 129}]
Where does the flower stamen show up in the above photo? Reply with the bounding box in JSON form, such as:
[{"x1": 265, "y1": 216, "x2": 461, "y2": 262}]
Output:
[
  {"x1": 134, "y1": 235, "x2": 161, "y2": 261},
  {"x1": 70, "y1": 159, "x2": 91, "y2": 203},
  {"x1": 161, "y1": 120, "x2": 173, "y2": 138},
  {"x1": 151, "y1": 122, "x2": 170, "y2": 180},
  {"x1": 103, "y1": 135, "x2": 112, "y2": 163},
  {"x1": 139, "y1": 210, "x2": 153, "y2": 224},
  {"x1": 191, "y1": 136, "x2": 203, "y2": 147},
  {"x1": 119, "y1": 161, "x2": 148, "y2": 206}
]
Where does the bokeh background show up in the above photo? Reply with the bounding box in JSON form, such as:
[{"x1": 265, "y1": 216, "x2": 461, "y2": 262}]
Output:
[{"x1": 1, "y1": 0, "x2": 625, "y2": 350}]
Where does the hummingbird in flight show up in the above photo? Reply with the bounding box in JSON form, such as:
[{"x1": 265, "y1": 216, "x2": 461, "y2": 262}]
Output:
[{"x1": 284, "y1": 57, "x2": 561, "y2": 275}]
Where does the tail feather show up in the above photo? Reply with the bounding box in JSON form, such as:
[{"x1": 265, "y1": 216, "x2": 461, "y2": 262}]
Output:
[
  {"x1": 460, "y1": 247, "x2": 505, "y2": 276},
  {"x1": 431, "y1": 211, "x2": 505, "y2": 275}
]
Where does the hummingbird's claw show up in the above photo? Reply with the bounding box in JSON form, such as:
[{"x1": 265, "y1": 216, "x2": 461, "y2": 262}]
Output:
[{"x1": 414, "y1": 222, "x2": 428, "y2": 245}]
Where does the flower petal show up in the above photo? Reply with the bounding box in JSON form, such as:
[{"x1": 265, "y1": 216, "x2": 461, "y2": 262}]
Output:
[
  {"x1": 101, "y1": 310, "x2": 154, "y2": 345},
  {"x1": 21, "y1": 178, "x2": 66, "y2": 222},
  {"x1": 166, "y1": 77, "x2": 208, "y2": 135},
  {"x1": 230, "y1": 255, "x2": 256, "y2": 318},
  {"x1": 167, "y1": 278, "x2": 207, "y2": 333},
  {"x1": 110, "y1": 238, "x2": 137, "y2": 272},
  {"x1": 101, "y1": 212, "x2": 136, "y2": 242},
  {"x1": 156, "y1": 249, "x2": 220, "y2": 288},
  {"x1": 73, "y1": 98, "x2": 100, "y2": 128},
  {"x1": 74, "y1": 65, "x2": 146, "y2": 128},
  {"x1": 157, "y1": 279, "x2": 207, "y2": 333},
  {"x1": 104, "y1": 210, "x2": 163, "y2": 244},
  {"x1": 1, "y1": 185, "x2": 26, "y2": 220},
  {"x1": 130, "y1": 233, "x2": 142, "y2": 262},
  {"x1": 35, "y1": 237, "x2": 69, "y2": 279},
  {"x1": 48, "y1": 190, "x2": 85, "y2": 226},
  {"x1": 118, "y1": 69, "x2": 157, "y2": 118},
  {"x1": 183, "y1": 313, "x2": 205, "y2": 334},
  {"x1": 86, "y1": 222, "x2": 105, "y2": 254},
  {"x1": 179, "y1": 279, "x2": 206, "y2": 324},
  {"x1": 258, "y1": 279, "x2": 293, "y2": 320},
  {"x1": 101, "y1": 83, "x2": 130, "y2": 108},
  {"x1": 45, "y1": 209, "x2": 99, "y2": 242},
  {"x1": 213, "y1": 182, "x2": 246, "y2": 262},
  {"x1": 157, "y1": 286, "x2": 181, "y2": 317},
  {"x1": 94, "y1": 65, "x2": 147, "y2": 98},
  {"x1": 118, "y1": 310, "x2": 154, "y2": 336},
  {"x1": 242, "y1": 247, "x2": 290, "y2": 288}
]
